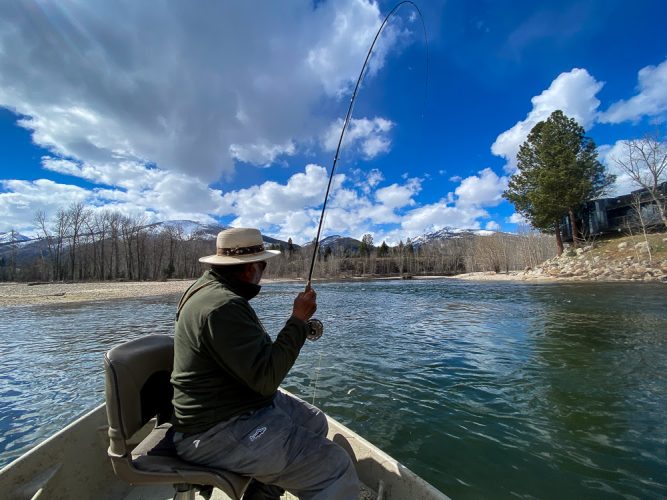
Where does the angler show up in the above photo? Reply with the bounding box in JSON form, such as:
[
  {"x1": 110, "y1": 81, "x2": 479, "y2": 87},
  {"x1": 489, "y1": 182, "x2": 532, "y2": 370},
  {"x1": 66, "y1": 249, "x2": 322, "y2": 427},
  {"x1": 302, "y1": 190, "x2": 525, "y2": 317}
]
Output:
[{"x1": 171, "y1": 227, "x2": 359, "y2": 499}]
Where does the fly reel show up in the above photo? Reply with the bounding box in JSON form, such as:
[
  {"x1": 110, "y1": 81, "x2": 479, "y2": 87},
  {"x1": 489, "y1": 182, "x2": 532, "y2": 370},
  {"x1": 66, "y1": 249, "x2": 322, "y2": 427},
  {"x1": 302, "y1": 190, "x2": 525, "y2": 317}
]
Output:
[{"x1": 306, "y1": 318, "x2": 323, "y2": 341}]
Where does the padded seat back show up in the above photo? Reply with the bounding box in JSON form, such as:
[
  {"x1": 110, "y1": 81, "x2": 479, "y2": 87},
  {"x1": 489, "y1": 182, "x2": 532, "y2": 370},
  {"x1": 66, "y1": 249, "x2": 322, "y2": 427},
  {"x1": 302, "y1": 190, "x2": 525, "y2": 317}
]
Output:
[{"x1": 105, "y1": 334, "x2": 175, "y2": 459}]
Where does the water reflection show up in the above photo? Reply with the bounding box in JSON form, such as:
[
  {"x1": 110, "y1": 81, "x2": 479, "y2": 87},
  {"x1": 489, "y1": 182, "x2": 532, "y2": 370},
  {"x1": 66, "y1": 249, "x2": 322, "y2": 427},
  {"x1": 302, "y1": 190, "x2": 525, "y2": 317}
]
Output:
[{"x1": 0, "y1": 281, "x2": 665, "y2": 499}]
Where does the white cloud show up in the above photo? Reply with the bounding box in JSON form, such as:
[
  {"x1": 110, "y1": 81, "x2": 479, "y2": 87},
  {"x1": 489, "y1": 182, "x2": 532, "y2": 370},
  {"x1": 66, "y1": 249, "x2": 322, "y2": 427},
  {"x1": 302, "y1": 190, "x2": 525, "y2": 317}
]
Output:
[
  {"x1": 229, "y1": 141, "x2": 296, "y2": 167},
  {"x1": 322, "y1": 117, "x2": 395, "y2": 159},
  {"x1": 0, "y1": 170, "x2": 230, "y2": 234},
  {"x1": 0, "y1": 179, "x2": 91, "y2": 234},
  {"x1": 366, "y1": 168, "x2": 385, "y2": 188},
  {"x1": 454, "y1": 168, "x2": 507, "y2": 207},
  {"x1": 507, "y1": 212, "x2": 527, "y2": 224},
  {"x1": 41, "y1": 156, "x2": 165, "y2": 190},
  {"x1": 485, "y1": 220, "x2": 501, "y2": 231},
  {"x1": 375, "y1": 179, "x2": 421, "y2": 208},
  {"x1": 349, "y1": 168, "x2": 385, "y2": 194},
  {"x1": 0, "y1": 0, "x2": 403, "y2": 183},
  {"x1": 400, "y1": 201, "x2": 488, "y2": 235},
  {"x1": 222, "y1": 164, "x2": 331, "y2": 239},
  {"x1": 599, "y1": 58, "x2": 667, "y2": 124},
  {"x1": 1, "y1": 161, "x2": 513, "y2": 243},
  {"x1": 491, "y1": 68, "x2": 604, "y2": 170},
  {"x1": 221, "y1": 165, "x2": 424, "y2": 242}
]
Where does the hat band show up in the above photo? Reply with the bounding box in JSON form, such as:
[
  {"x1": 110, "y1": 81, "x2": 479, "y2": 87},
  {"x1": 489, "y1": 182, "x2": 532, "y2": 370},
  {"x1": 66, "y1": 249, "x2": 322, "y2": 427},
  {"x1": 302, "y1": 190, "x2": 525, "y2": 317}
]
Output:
[{"x1": 217, "y1": 244, "x2": 265, "y2": 257}]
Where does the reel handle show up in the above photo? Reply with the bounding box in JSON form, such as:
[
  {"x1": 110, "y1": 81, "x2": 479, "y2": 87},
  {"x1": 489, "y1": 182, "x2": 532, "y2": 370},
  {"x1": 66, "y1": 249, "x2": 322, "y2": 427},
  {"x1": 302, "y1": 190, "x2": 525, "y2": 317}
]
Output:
[{"x1": 306, "y1": 318, "x2": 323, "y2": 341}]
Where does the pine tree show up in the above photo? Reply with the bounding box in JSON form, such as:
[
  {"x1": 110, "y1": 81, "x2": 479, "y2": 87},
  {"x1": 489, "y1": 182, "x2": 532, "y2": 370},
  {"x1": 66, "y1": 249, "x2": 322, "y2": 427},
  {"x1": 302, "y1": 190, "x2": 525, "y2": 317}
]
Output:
[{"x1": 504, "y1": 110, "x2": 614, "y2": 255}]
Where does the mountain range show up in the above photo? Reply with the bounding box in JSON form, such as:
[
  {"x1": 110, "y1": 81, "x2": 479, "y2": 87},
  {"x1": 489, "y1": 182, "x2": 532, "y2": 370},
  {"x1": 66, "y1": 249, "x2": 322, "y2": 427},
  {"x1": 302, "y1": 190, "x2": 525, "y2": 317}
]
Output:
[{"x1": 0, "y1": 220, "x2": 500, "y2": 259}]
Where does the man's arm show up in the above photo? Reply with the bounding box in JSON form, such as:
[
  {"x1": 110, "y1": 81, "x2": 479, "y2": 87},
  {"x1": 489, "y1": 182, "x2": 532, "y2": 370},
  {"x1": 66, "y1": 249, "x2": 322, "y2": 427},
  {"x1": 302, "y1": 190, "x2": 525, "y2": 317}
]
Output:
[{"x1": 204, "y1": 298, "x2": 310, "y2": 396}]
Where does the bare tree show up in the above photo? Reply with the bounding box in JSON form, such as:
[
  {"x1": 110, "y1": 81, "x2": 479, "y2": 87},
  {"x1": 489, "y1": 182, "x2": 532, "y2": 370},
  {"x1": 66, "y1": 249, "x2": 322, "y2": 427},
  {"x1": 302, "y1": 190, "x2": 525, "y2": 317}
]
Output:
[
  {"x1": 630, "y1": 193, "x2": 653, "y2": 264},
  {"x1": 65, "y1": 202, "x2": 91, "y2": 280},
  {"x1": 612, "y1": 132, "x2": 667, "y2": 227}
]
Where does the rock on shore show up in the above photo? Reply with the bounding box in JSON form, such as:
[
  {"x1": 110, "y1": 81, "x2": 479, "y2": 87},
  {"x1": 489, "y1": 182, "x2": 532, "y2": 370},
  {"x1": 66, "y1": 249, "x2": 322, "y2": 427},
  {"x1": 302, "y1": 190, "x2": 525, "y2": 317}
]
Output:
[{"x1": 524, "y1": 233, "x2": 667, "y2": 282}]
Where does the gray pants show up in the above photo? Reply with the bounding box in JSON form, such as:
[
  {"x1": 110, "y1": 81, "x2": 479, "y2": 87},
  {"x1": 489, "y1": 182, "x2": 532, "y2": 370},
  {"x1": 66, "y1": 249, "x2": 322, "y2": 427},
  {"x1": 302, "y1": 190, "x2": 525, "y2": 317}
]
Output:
[{"x1": 174, "y1": 392, "x2": 359, "y2": 499}]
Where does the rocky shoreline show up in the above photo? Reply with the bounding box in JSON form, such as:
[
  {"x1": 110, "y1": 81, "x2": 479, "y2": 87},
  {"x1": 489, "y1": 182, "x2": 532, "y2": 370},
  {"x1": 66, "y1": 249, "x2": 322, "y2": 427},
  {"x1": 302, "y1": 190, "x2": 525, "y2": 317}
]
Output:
[
  {"x1": 453, "y1": 232, "x2": 667, "y2": 283},
  {"x1": 524, "y1": 241, "x2": 667, "y2": 282}
]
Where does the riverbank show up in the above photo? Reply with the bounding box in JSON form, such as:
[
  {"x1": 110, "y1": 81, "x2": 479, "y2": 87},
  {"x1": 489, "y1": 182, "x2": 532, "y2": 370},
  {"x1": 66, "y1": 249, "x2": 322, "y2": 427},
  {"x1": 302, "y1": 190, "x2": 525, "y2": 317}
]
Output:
[
  {"x1": 452, "y1": 231, "x2": 667, "y2": 283},
  {"x1": 0, "y1": 280, "x2": 194, "y2": 307},
  {"x1": 0, "y1": 278, "x2": 305, "y2": 307},
  {"x1": 2, "y1": 232, "x2": 665, "y2": 306}
]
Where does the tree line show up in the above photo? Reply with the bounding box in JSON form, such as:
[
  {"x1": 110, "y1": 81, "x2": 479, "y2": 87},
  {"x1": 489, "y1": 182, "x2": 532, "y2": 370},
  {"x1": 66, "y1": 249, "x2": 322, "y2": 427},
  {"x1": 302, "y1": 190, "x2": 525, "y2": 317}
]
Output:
[
  {"x1": 0, "y1": 204, "x2": 554, "y2": 282},
  {"x1": 1, "y1": 205, "x2": 213, "y2": 282},
  {"x1": 263, "y1": 229, "x2": 554, "y2": 280}
]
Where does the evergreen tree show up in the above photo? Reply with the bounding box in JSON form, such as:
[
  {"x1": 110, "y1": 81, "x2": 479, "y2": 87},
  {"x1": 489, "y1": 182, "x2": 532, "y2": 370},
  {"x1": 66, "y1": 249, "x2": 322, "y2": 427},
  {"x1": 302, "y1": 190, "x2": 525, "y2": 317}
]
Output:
[
  {"x1": 378, "y1": 241, "x2": 389, "y2": 257},
  {"x1": 504, "y1": 110, "x2": 614, "y2": 255},
  {"x1": 359, "y1": 233, "x2": 374, "y2": 257}
]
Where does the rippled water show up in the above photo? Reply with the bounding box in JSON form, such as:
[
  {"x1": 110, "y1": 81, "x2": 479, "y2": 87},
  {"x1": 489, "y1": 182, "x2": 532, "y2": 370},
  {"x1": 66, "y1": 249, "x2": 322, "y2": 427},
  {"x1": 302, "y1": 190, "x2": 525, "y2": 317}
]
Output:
[{"x1": 1, "y1": 280, "x2": 666, "y2": 499}]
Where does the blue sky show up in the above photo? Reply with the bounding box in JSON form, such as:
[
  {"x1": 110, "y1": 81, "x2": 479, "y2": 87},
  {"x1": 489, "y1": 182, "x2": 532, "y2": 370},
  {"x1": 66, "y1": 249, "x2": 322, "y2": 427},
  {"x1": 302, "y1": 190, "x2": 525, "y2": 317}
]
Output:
[{"x1": 1, "y1": 0, "x2": 666, "y2": 244}]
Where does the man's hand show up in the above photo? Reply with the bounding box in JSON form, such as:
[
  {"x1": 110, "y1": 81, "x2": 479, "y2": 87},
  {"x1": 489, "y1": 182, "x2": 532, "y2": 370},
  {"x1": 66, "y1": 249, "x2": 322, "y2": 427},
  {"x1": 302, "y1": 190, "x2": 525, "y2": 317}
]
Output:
[{"x1": 292, "y1": 286, "x2": 317, "y2": 322}]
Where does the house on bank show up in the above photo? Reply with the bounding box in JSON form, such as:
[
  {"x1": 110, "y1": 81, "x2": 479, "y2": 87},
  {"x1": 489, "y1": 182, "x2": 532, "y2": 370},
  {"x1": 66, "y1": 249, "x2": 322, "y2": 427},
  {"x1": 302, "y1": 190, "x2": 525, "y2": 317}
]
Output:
[{"x1": 562, "y1": 181, "x2": 667, "y2": 242}]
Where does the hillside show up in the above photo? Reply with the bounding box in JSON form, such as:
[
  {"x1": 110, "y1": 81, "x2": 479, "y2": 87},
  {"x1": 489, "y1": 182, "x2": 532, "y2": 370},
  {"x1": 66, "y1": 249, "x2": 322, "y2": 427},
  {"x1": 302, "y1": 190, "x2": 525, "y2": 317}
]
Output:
[{"x1": 524, "y1": 232, "x2": 667, "y2": 282}]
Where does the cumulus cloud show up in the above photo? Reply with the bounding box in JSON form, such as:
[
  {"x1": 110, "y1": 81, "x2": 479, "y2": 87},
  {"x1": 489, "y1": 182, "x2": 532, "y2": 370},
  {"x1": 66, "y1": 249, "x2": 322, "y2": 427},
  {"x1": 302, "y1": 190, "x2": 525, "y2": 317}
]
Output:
[
  {"x1": 491, "y1": 68, "x2": 604, "y2": 170},
  {"x1": 485, "y1": 220, "x2": 501, "y2": 231},
  {"x1": 220, "y1": 165, "x2": 424, "y2": 243},
  {"x1": 375, "y1": 178, "x2": 421, "y2": 208},
  {"x1": 599, "y1": 58, "x2": 667, "y2": 124},
  {"x1": 229, "y1": 141, "x2": 296, "y2": 167},
  {"x1": 400, "y1": 202, "x2": 488, "y2": 235},
  {"x1": 0, "y1": 0, "x2": 405, "y2": 183},
  {"x1": 1, "y1": 159, "x2": 511, "y2": 243},
  {"x1": 378, "y1": 167, "x2": 507, "y2": 241},
  {"x1": 454, "y1": 168, "x2": 508, "y2": 207},
  {"x1": 322, "y1": 117, "x2": 394, "y2": 159},
  {"x1": 0, "y1": 179, "x2": 91, "y2": 234},
  {"x1": 507, "y1": 212, "x2": 527, "y2": 224},
  {"x1": 224, "y1": 164, "x2": 329, "y2": 222},
  {"x1": 0, "y1": 170, "x2": 229, "y2": 235}
]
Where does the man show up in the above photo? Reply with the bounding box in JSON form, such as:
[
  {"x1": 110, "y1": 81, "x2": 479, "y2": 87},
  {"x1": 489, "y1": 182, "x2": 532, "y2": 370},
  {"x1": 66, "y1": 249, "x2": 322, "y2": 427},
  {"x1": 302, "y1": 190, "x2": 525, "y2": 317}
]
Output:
[{"x1": 171, "y1": 227, "x2": 359, "y2": 499}]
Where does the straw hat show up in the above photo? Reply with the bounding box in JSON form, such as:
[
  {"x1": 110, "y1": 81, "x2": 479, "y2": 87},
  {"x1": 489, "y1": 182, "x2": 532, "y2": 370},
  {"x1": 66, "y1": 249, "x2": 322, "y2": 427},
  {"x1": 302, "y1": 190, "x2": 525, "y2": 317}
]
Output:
[{"x1": 199, "y1": 227, "x2": 280, "y2": 265}]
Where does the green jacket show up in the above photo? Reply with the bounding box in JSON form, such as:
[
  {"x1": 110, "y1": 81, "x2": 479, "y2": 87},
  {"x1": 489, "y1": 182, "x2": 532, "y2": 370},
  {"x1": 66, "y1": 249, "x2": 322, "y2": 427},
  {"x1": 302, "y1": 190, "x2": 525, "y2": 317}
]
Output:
[{"x1": 171, "y1": 270, "x2": 308, "y2": 434}]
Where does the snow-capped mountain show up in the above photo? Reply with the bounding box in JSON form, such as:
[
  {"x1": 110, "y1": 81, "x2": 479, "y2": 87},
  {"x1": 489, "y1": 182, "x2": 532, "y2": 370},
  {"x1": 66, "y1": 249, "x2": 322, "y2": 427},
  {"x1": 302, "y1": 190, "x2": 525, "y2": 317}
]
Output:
[
  {"x1": 0, "y1": 231, "x2": 32, "y2": 245},
  {"x1": 410, "y1": 227, "x2": 497, "y2": 247},
  {"x1": 153, "y1": 221, "x2": 292, "y2": 247},
  {"x1": 319, "y1": 235, "x2": 361, "y2": 250},
  {"x1": 302, "y1": 235, "x2": 361, "y2": 252},
  {"x1": 151, "y1": 220, "x2": 225, "y2": 240}
]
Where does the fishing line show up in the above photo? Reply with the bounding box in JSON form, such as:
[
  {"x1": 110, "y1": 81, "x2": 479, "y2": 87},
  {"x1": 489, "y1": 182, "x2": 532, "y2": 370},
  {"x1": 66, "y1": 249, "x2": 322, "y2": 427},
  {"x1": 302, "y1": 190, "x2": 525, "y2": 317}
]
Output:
[
  {"x1": 305, "y1": 0, "x2": 429, "y2": 288},
  {"x1": 306, "y1": 1, "x2": 429, "y2": 405}
]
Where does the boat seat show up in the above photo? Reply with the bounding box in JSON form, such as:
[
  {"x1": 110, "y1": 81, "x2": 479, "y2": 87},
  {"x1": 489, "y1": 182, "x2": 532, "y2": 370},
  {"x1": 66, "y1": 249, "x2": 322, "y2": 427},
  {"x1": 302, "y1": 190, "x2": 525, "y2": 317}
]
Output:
[{"x1": 104, "y1": 334, "x2": 251, "y2": 500}]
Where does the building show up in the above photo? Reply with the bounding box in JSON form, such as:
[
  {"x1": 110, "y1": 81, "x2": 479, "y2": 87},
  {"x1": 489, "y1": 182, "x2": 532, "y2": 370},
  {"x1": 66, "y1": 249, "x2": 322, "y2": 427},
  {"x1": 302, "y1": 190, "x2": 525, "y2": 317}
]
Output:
[{"x1": 561, "y1": 181, "x2": 667, "y2": 242}]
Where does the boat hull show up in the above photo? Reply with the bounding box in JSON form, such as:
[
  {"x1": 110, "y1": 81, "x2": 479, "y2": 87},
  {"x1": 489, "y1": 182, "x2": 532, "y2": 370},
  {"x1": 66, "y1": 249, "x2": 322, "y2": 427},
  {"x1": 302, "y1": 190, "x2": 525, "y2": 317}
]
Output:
[{"x1": 0, "y1": 401, "x2": 447, "y2": 499}]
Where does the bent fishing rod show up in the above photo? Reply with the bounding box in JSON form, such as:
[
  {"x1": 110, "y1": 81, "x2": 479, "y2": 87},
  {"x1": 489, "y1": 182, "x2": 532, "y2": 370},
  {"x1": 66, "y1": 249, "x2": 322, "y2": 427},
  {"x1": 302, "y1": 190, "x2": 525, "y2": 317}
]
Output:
[{"x1": 304, "y1": 1, "x2": 428, "y2": 341}]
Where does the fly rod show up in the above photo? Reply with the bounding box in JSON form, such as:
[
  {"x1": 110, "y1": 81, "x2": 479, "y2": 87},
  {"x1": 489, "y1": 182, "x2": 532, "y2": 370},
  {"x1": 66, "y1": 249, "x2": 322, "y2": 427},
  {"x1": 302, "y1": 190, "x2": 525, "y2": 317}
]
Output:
[
  {"x1": 304, "y1": 1, "x2": 427, "y2": 342},
  {"x1": 305, "y1": 0, "x2": 428, "y2": 289}
]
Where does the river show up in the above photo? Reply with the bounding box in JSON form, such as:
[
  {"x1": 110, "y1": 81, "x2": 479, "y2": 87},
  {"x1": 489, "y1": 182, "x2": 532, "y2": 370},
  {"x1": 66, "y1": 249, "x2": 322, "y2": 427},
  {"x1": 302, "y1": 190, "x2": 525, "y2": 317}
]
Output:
[{"x1": 0, "y1": 279, "x2": 665, "y2": 499}]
